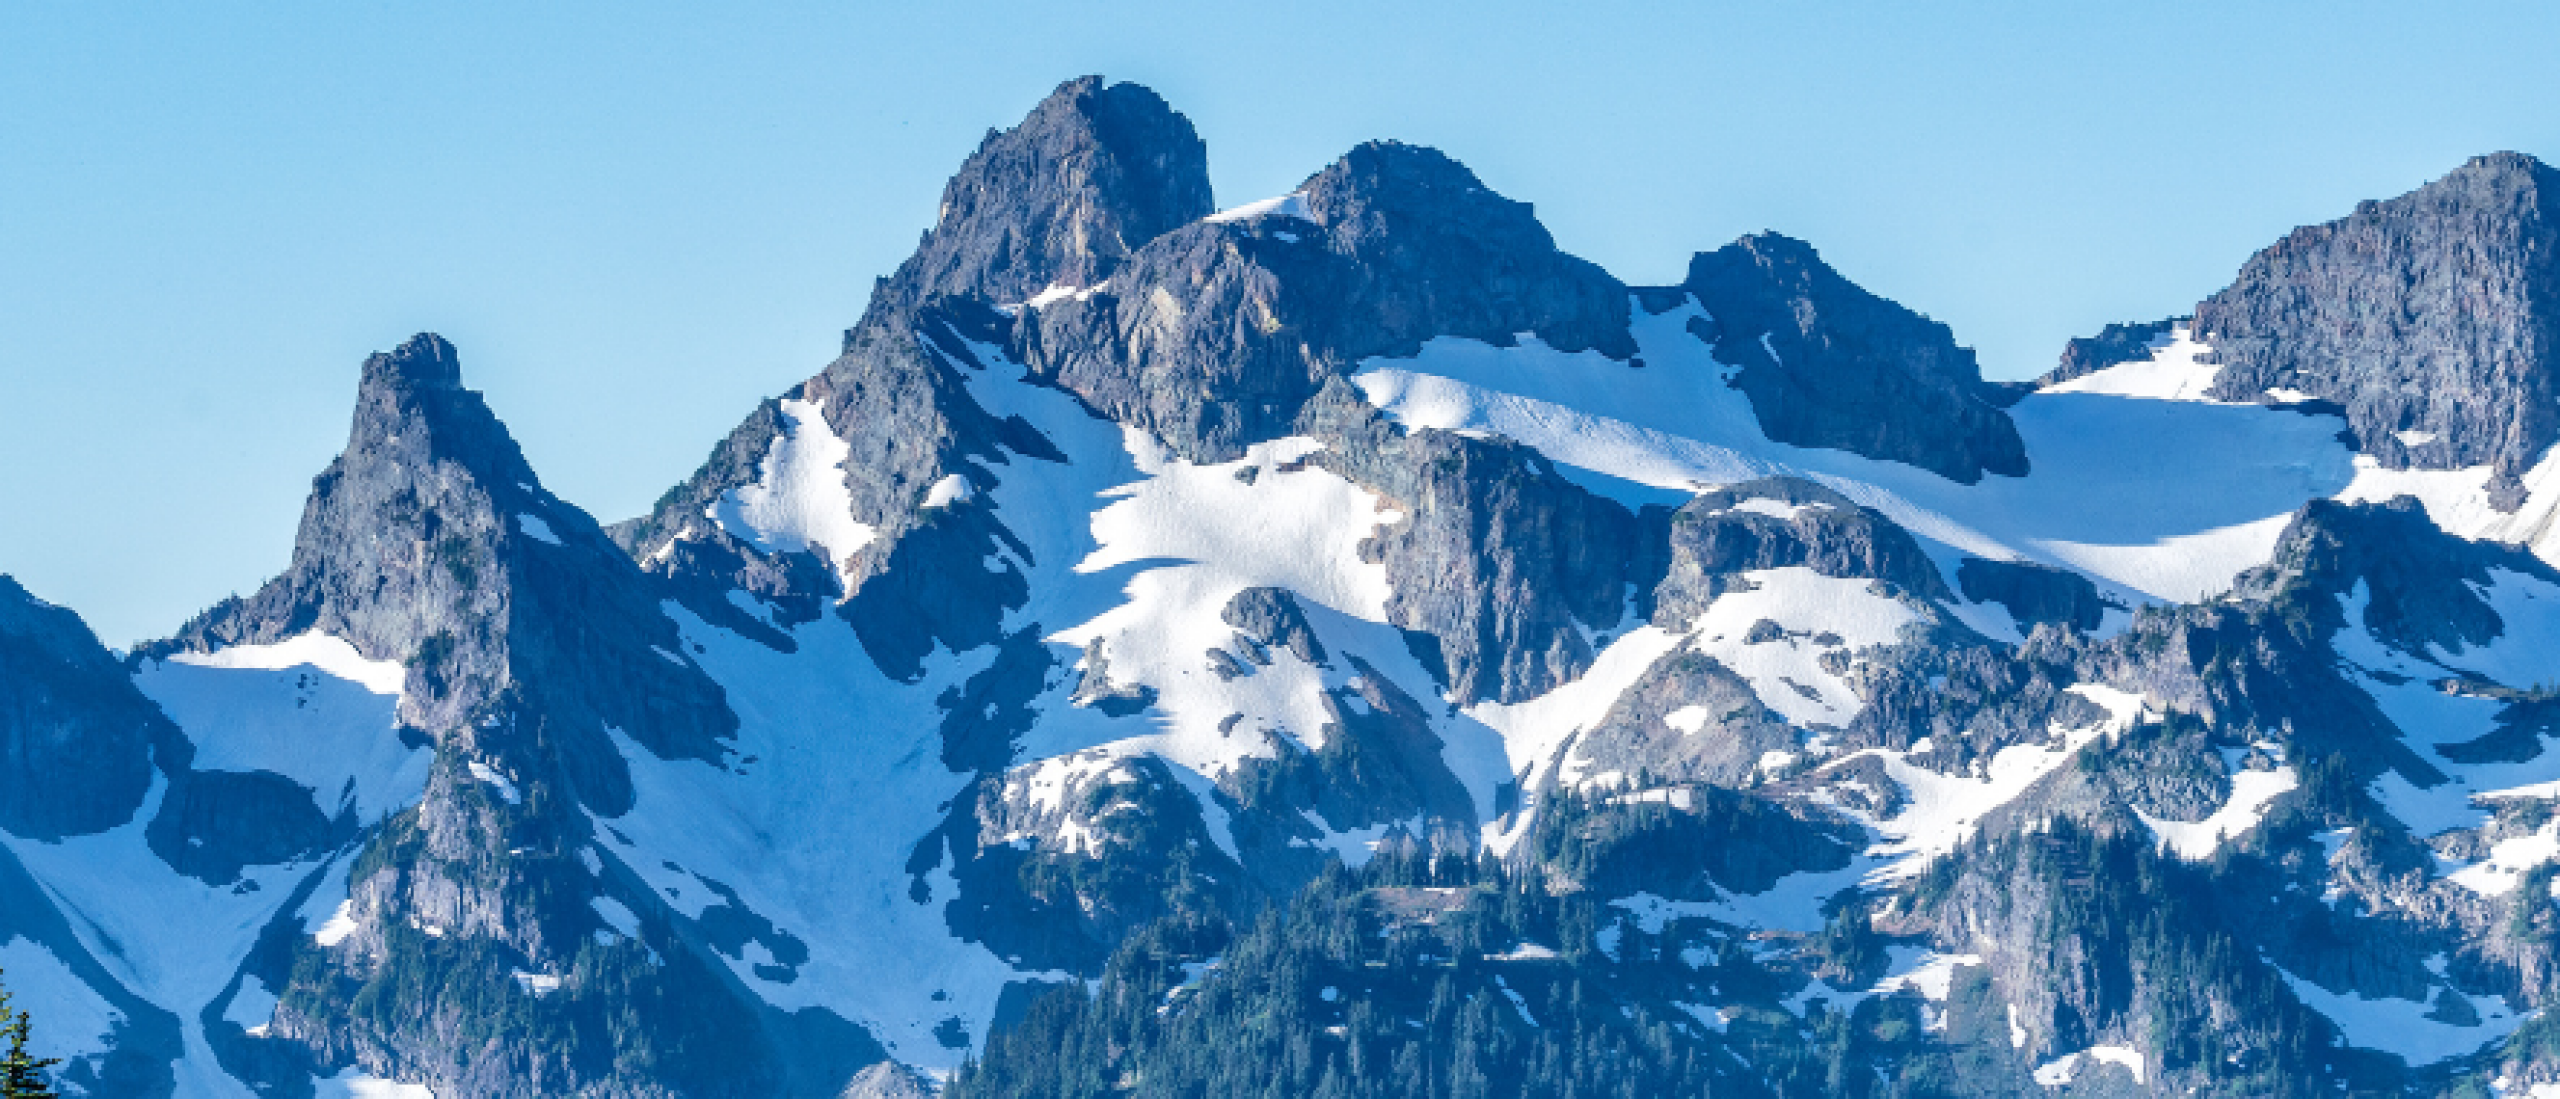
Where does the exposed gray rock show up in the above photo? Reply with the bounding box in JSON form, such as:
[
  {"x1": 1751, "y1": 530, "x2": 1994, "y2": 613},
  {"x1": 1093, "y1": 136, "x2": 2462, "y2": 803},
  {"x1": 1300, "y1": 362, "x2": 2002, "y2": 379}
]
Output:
[
  {"x1": 621, "y1": 76, "x2": 1204, "y2": 677},
  {"x1": 0, "y1": 575, "x2": 165, "y2": 839},
  {"x1": 1221, "y1": 586, "x2": 1328, "y2": 667},
  {"x1": 1019, "y1": 140, "x2": 1633, "y2": 463},
  {"x1": 838, "y1": 1061, "x2": 933, "y2": 1099},
  {"x1": 1957, "y1": 556, "x2": 2114, "y2": 633},
  {"x1": 943, "y1": 752, "x2": 1243, "y2": 974},
  {"x1": 1638, "y1": 477, "x2": 1953, "y2": 630},
  {"x1": 1302, "y1": 382, "x2": 1639, "y2": 704},
  {"x1": 2038, "y1": 316, "x2": 2184, "y2": 388},
  {"x1": 2195, "y1": 152, "x2": 2560, "y2": 504},
  {"x1": 1564, "y1": 649, "x2": 1798, "y2": 789},
  {"x1": 158, "y1": 336, "x2": 736, "y2": 813},
  {"x1": 875, "y1": 75, "x2": 1212, "y2": 317},
  {"x1": 1678, "y1": 233, "x2": 2028, "y2": 483}
]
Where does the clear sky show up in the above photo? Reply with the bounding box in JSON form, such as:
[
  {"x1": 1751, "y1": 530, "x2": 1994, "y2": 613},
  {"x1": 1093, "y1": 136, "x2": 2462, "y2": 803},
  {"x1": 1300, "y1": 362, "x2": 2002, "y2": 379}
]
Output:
[{"x1": 5, "y1": 1, "x2": 2556, "y2": 646}]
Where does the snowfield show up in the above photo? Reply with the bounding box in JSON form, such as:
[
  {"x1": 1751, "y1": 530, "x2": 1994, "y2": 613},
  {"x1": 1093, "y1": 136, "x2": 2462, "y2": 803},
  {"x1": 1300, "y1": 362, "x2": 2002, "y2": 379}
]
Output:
[{"x1": 1356, "y1": 305, "x2": 2359, "y2": 618}]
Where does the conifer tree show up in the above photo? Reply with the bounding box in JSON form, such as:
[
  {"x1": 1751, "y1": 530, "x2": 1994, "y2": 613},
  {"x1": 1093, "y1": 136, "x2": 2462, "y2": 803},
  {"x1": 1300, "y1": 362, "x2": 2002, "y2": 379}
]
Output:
[{"x1": 0, "y1": 969, "x2": 59, "y2": 1099}]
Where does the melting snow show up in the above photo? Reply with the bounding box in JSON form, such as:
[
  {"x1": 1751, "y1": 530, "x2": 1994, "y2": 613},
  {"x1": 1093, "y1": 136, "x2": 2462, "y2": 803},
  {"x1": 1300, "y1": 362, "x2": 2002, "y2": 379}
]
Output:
[
  {"x1": 1687, "y1": 568, "x2": 1916, "y2": 729},
  {"x1": 1846, "y1": 683, "x2": 2139, "y2": 880}
]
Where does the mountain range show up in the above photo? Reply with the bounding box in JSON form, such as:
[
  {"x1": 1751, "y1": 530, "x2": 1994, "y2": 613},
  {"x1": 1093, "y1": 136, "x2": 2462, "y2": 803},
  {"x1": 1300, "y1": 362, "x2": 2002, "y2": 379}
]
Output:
[{"x1": 7, "y1": 75, "x2": 2560, "y2": 1097}]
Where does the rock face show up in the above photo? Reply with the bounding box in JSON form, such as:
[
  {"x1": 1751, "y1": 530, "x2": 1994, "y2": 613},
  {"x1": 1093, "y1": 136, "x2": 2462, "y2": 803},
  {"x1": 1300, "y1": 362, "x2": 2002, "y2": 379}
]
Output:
[
  {"x1": 1956, "y1": 556, "x2": 2112, "y2": 633},
  {"x1": 879, "y1": 75, "x2": 1212, "y2": 315},
  {"x1": 167, "y1": 334, "x2": 735, "y2": 810},
  {"x1": 29, "y1": 76, "x2": 2560, "y2": 1099},
  {"x1": 0, "y1": 577, "x2": 164, "y2": 839},
  {"x1": 2196, "y1": 152, "x2": 2560, "y2": 502},
  {"x1": 1305, "y1": 382, "x2": 1639, "y2": 705},
  {"x1": 1680, "y1": 233, "x2": 2029, "y2": 483},
  {"x1": 1020, "y1": 140, "x2": 1634, "y2": 463},
  {"x1": 1639, "y1": 477, "x2": 1952, "y2": 629},
  {"x1": 2040, "y1": 316, "x2": 2184, "y2": 387}
]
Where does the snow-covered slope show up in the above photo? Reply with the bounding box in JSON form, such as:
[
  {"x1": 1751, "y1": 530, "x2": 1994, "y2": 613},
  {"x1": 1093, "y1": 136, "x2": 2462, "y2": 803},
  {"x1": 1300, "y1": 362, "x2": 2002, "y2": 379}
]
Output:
[{"x1": 13, "y1": 79, "x2": 2560, "y2": 1099}]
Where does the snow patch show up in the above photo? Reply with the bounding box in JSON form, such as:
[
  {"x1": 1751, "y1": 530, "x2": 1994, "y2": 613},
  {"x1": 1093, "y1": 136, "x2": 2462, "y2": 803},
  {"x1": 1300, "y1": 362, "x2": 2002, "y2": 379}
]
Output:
[
  {"x1": 314, "y1": 1068, "x2": 436, "y2": 1099},
  {"x1": 165, "y1": 631, "x2": 405, "y2": 695},
  {"x1": 2278, "y1": 966, "x2": 2523, "y2": 1065},
  {"x1": 707, "y1": 398, "x2": 876, "y2": 592},
  {"x1": 468, "y1": 760, "x2": 521, "y2": 805},
  {"x1": 514, "y1": 512, "x2": 561, "y2": 545},
  {"x1": 923, "y1": 473, "x2": 974, "y2": 510},
  {"x1": 0, "y1": 938, "x2": 121, "y2": 1068},
  {"x1": 1355, "y1": 302, "x2": 2355, "y2": 607},
  {"x1": 1658, "y1": 705, "x2": 1711, "y2": 737},
  {"x1": 2138, "y1": 764, "x2": 2299, "y2": 859},
  {"x1": 2033, "y1": 1044, "x2": 2145, "y2": 1086},
  {"x1": 2042, "y1": 325, "x2": 2221, "y2": 402},
  {"x1": 1205, "y1": 191, "x2": 1313, "y2": 224}
]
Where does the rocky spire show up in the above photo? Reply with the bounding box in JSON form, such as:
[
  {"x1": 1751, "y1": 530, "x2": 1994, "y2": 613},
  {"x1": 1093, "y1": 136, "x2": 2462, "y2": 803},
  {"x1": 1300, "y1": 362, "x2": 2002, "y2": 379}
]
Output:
[
  {"x1": 2195, "y1": 152, "x2": 2560, "y2": 505},
  {"x1": 166, "y1": 333, "x2": 734, "y2": 808}
]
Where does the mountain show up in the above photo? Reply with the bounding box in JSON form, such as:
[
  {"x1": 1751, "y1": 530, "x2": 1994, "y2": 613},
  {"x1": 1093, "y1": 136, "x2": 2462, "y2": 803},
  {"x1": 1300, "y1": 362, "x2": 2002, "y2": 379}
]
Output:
[{"x1": 7, "y1": 75, "x2": 2560, "y2": 1097}]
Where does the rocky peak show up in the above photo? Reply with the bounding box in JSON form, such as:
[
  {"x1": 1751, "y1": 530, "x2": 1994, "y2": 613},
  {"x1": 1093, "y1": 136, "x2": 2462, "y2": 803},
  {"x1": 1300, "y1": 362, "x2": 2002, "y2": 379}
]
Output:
[
  {"x1": 359, "y1": 331, "x2": 463, "y2": 391},
  {"x1": 2196, "y1": 151, "x2": 2560, "y2": 503},
  {"x1": 2255, "y1": 495, "x2": 2559, "y2": 658},
  {"x1": 1016, "y1": 139, "x2": 1632, "y2": 463},
  {"x1": 876, "y1": 75, "x2": 1212, "y2": 316},
  {"x1": 1678, "y1": 233, "x2": 2029, "y2": 483},
  {"x1": 167, "y1": 335, "x2": 732, "y2": 809},
  {"x1": 1294, "y1": 140, "x2": 1637, "y2": 360}
]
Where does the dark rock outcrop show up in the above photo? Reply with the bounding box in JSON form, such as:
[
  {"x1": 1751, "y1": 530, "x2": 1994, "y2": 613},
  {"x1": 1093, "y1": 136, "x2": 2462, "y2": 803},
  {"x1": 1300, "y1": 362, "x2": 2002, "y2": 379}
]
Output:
[
  {"x1": 2196, "y1": 152, "x2": 2560, "y2": 504},
  {"x1": 161, "y1": 334, "x2": 735, "y2": 811},
  {"x1": 1637, "y1": 477, "x2": 1952, "y2": 629},
  {"x1": 1956, "y1": 556, "x2": 2113, "y2": 633},
  {"x1": 0, "y1": 576, "x2": 166, "y2": 839},
  {"x1": 2039, "y1": 316, "x2": 2184, "y2": 388},
  {"x1": 1020, "y1": 141, "x2": 1634, "y2": 463},
  {"x1": 1302, "y1": 383, "x2": 1639, "y2": 705},
  {"x1": 1679, "y1": 233, "x2": 2028, "y2": 483},
  {"x1": 877, "y1": 76, "x2": 1212, "y2": 316}
]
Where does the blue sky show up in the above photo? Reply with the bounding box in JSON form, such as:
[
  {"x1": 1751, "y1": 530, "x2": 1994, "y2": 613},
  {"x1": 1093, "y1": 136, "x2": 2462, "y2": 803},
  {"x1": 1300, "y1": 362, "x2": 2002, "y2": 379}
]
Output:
[{"x1": 5, "y1": 1, "x2": 2556, "y2": 645}]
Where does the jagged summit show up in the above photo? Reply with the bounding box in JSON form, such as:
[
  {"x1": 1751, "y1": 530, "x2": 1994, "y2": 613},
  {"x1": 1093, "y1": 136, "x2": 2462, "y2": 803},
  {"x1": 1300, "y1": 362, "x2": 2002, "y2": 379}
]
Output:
[
  {"x1": 169, "y1": 334, "x2": 733, "y2": 785},
  {"x1": 2196, "y1": 150, "x2": 2560, "y2": 502},
  {"x1": 29, "y1": 80, "x2": 2560, "y2": 1099},
  {"x1": 873, "y1": 75, "x2": 1212, "y2": 318},
  {"x1": 1677, "y1": 231, "x2": 2029, "y2": 483},
  {"x1": 359, "y1": 331, "x2": 463, "y2": 390}
]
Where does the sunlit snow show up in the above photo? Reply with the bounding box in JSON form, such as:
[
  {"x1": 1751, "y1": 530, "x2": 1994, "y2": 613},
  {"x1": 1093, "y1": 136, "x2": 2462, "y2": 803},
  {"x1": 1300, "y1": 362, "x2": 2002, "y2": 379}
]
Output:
[{"x1": 708, "y1": 397, "x2": 876, "y2": 592}]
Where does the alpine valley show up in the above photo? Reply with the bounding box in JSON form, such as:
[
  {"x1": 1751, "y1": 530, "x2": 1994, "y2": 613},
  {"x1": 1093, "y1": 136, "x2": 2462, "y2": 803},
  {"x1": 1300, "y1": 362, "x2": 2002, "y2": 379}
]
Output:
[{"x1": 12, "y1": 76, "x2": 2560, "y2": 1098}]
